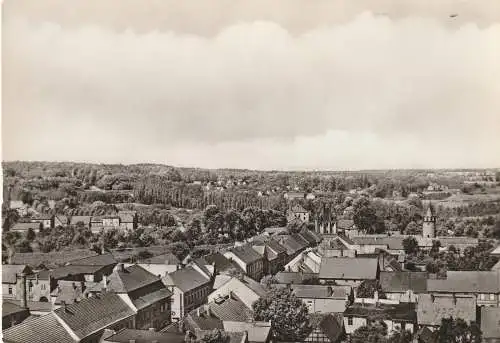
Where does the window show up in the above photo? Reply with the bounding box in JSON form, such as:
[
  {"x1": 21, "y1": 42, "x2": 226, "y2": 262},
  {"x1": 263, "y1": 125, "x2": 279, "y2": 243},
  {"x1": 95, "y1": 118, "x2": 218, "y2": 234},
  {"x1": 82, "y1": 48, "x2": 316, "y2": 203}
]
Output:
[
  {"x1": 347, "y1": 317, "x2": 353, "y2": 325},
  {"x1": 41, "y1": 284, "x2": 46, "y2": 290},
  {"x1": 8, "y1": 286, "x2": 13, "y2": 295},
  {"x1": 490, "y1": 294, "x2": 496, "y2": 300}
]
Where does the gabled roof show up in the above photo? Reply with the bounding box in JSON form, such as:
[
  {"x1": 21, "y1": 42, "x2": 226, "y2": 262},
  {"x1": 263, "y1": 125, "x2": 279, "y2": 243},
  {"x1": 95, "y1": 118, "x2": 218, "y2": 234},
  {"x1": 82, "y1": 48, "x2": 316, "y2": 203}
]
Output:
[
  {"x1": 142, "y1": 252, "x2": 180, "y2": 265},
  {"x1": 308, "y1": 313, "x2": 344, "y2": 343},
  {"x1": 2, "y1": 265, "x2": 31, "y2": 284},
  {"x1": 223, "y1": 321, "x2": 272, "y2": 343},
  {"x1": 319, "y1": 257, "x2": 378, "y2": 280},
  {"x1": 51, "y1": 283, "x2": 84, "y2": 305},
  {"x1": 10, "y1": 222, "x2": 41, "y2": 232},
  {"x1": 379, "y1": 271, "x2": 428, "y2": 293},
  {"x1": 69, "y1": 216, "x2": 92, "y2": 225},
  {"x1": 107, "y1": 265, "x2": 162, "y2": 293},
  {"x1": 48, "y1": 265, "x2": 106, "y2": 280},
  {"x1": 2, "y1": 312, "x2": 75, "y2": 343},
  {"x1": 204, "y1": 253, "x2": 244, "y2": 274},
  {"x1": 54, "y1": 292, "x2": 135, "y2": 340},
  {"x1": 297, "y1": 230, "x2": 320, "y2": 245},
  {"x1": 132, "y1": 287, "x2": 173, "y2": 310},
  {"x1": 2, "y1": 301, "x2": 29, "y2": 317},
  {"x1": 351, "y1": 236, "x2": 405, "y2": 250},
  {"x1": 67, "y1": 253, "x2": 116, "y2": 267},
  {"x1": 337, "y1": 219, "x2": 355, "y2": 229},
  {"x1": 163, "y1": 266, "x2": 210, "y2": 293},
  {"x1": 290, "y1": 204, "x2": 307, "y2": 213},
  {"x1": 103, "y1": 328, "x2": 184, "y2": 343},
  {"x1": 208, "y1": 297, "x2": 253, "y2": 322},
  {"x1": 118, "y1": 211, "x2": 136, "y2": 223},
  {"x1": 481, "y1": 307, "x2": 500, "y2": 339},
  {"x1": 185, "y1": 310, "x2": 224, "y2": 332},
  {"x1": 277, "y1": 235, "x2": 308, "y2": 255},
  {"x1": 427, "y1": 271, "x2": 500, "y2": 293},
  {"x1": 229, "y1": 245, "x2": 263, "y2": 264},
  {"x1": 266, "y1": 239, "x2": 287, "y2": 255},
  {"x1": 345, "y1": 302, "x2": 416, "y2": 322},
  {"x1": 55, "y1": 215, "x2": 69, "y2": 225},
  {"x1": 417, "y1": 294, "x2": 476, "y2": 326},
  {"x1": 10, "y1": 250, "x2": 98, "y2": 269},
  {"x1": 274, "y1": 271, "x2": 318, "y2": 284},
  {"x1": 290, "y1": 284, "x2": 347, "y2": 299}
]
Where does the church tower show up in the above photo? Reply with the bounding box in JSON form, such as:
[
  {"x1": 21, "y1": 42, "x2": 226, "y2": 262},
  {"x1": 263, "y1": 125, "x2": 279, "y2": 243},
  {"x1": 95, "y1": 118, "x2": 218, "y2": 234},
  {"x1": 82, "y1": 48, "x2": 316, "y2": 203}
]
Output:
[{"x1": 422, "y1": 204, "x2": 436, "y2": 238}]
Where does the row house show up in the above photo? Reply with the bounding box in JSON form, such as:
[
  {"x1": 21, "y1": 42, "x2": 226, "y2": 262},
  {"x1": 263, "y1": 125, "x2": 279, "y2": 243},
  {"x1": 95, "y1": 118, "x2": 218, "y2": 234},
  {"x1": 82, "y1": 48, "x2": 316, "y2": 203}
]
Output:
[
  {"x1": 426, "y1": 270, "x2": 500, "y2": 307},
  {"x1": 90, "y1": 211, "x2": 138, "y2": 233},
  {"x1": 224, "y1": 245, "x2": 265, "y2": 281},
  {"x1": 92, "y1": 264, "x2": 173, "y2": 330},
  {"x1": 284, "y1": 249, "x2": 322, "y2": 273},
  {"x1": 163, "y1": 265, "x2": 213, "y2": 321},
  {"x1": 2, "y1": 265, "x2": 33, "y2": 300},
  {"x1": 251, "y1": 239, "x2": 288, "y2": 275},
  {"x1": 336, "y1": 234, "x2": 405, "y2": 256},
  {"x1": 318, "y1": 257, "x2": 379, "y2": 287},
  {"x1": 125, "y1": 252, "x2": 181, "y2": 278}
]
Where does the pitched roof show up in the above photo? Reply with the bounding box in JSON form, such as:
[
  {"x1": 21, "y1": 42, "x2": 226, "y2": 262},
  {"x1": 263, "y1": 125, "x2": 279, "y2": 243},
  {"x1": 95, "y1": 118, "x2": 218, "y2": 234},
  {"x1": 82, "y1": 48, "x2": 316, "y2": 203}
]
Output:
[
  {"x1": 265, "y1": 240, "x2": 287, "y2": 255},
  {"x1": 48, "y1": 265, "x2": 105, "y2": 280},
  {"x1": 2, "y1": 301, "x2": 29, "y2": 317},
  {"x1": 2, "y1": 312, "x2": 75, "y2": 343},
  {"x1": 163, "y1": 266, "x2": 210, "y2": 293},
  {"x1": 274, "y1": 271, "x2": 318, "y2": 284},
  {"x1": 118, "y1": 211, "x2": 136, "y2": 223},
  {"x1": 223, "y1": 321, "x2": 272, "y2": 343},
  {"x1": 51, "y1": 283, "x2": 84, "y2": 305},
  {"x1": 300, "y1": 229, "x2": 322, "y2": 244},
  {"x1": 10, "y1": 250, "x2": 98, "y2": 268},
  {"x1": 229, "y1": 245, "x2": 263, "y2": 264},
  {"x1": 308, "y1": 313, "x2": 344, "y2": 343},
  {"x1": 107, "y1": 264, "x2": 162, "y2": 293},
  {"x1": 69, "y1": 216, "x2": 92, "y2": 225},
  {"x1": 379, "y1": 271, "x2": 428, "y2": 293},
  {"x1": 481, "y1": 307, "x2": 500, "y2": 339},
  {"x1": 103, "y1": 328, "x2": 184, "y2": 343},
  {"x1": 290, "y1": 204, "x2": 307, "y2": 213},
  {"x1": 55, "y1": 215, "x2": 69, "y2": 225},
  {"x1": 276, "y1": 235, "x2": 308, "y2": 255},
  {"x1": 351, "y1": 236, "x2": 405, "y2": 250},
  {"x1": 4, "y1": 299, "x2": 53, "y2": 313},
  {"x1": 290, "y1": 284, "x2": 347, "y2": 299},
  {"x1": 263, "y1": 227, "x2": 289, "y2": 235},
  {"x1": 337, "y1": 219, "x2": 355, "y2": 229},
  {"x1": 185, "y1": 310, "x2": 224, "y2": 331},
  {"x1": 2, "y1": 265, "x2": 31, "y2": 283},
  {"x1": 204, "y1": 253, "x2": 244, "y2": 274},
  {"x1": 10, "y1": 200, "x2": 27, "y2": 209},
  {"x1": 67, "y1": 253, "x2": 117, "y2": 267},
  {"x1": 54, "y1": 292, "x2": 135, "y2": 340},
  {"x1": 142, "y1": 252, "x2": 180, "y2": 265},
  {"x1": 319, "y1": 257, "x2": 378, "y2": 280},
  {"x1": 208, "y1": 297, "x2": 253, "y2": 322},
  {"x1": 427, "y1": 271, "x2": 500, "y2": 293},
  {"x1": 417, "y1": 294, "x2": 476, "y2": 326},
  {"x1": 345, "y1": 302, "x2": 416, "y2": 322},
  {"x1": 132, "y1": 287, "x2": 172, "y2": 310},
  {"x1": 10, "y1": 222, "x2": 41, "y2": 232}
]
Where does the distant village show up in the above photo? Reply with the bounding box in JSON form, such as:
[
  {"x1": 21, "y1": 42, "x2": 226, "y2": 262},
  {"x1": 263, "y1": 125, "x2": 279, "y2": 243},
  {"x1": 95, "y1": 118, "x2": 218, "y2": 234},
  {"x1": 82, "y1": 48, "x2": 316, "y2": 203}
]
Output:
[{"x1": 3, "y1": 190, "x2": 500, "y2": 343}]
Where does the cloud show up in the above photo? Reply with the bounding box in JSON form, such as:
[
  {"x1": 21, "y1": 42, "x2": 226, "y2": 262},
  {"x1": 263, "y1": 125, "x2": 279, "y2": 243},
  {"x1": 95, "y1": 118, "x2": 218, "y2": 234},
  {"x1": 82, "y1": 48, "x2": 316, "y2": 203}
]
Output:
[{"x1": 2, "y1": 11, "x2": 500, "y2": 169}]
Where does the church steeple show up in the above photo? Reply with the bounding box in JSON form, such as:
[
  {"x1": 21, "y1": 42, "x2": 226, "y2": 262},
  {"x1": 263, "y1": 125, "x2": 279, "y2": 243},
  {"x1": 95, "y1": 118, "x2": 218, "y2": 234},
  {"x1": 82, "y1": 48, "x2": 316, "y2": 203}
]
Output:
[{"x1": 423, "y1": 202, "x2": 436, "y2": 238}]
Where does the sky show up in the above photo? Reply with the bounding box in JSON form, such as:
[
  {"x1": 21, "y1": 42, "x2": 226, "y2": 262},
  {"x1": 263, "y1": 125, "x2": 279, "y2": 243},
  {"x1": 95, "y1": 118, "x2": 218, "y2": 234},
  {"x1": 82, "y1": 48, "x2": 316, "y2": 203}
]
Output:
[{"x1": 2, "y1": 0, "x2": 500, "y2": 170}]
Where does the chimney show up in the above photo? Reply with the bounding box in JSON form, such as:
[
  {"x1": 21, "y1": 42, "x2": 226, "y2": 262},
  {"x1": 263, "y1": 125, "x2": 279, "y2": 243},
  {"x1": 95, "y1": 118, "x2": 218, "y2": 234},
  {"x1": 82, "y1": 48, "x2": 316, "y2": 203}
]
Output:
[
  {"x1": 374, "y1": 291, "x2": 379, "y2": 303},
  {"x1": 102, "y1": 275, "x2": 108, "y2": 288},
  {"x1": 7, "y1": 248, "x2": 14, "y2": 265},
  {"x1": 20, "y1": 272, "x2": 28, "y2": 308},
  {"x1": 61, "y1": 300, "x2": 68, "y2": 312},
  {"x1": 117, "y1": 263, "x2": 125, "y2": 272}
]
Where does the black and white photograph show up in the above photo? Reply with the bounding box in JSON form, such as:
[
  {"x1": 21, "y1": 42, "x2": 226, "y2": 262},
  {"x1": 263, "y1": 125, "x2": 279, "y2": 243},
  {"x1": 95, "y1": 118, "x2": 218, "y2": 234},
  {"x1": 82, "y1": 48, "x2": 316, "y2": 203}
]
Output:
[{"x1": 1, "y1": 1, "x2": 500, "y2": 342}]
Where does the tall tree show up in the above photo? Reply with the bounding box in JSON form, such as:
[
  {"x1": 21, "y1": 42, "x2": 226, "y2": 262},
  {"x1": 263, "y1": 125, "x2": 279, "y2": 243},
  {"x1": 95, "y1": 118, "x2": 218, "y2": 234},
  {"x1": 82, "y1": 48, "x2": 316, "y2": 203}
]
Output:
[
  {"x1": 253, "y1": 287, "x2": 310, "y2": 341},
  {"x1": 437, "y1": 317, "x2": 481, "y2": 343}
]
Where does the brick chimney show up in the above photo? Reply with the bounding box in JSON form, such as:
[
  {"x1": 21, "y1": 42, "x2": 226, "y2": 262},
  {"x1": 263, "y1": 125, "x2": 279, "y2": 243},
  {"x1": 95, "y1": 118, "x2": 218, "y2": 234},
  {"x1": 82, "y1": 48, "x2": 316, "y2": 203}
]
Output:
[
  {"x1": 20, "y1": 272, "x2": 28, "y2": 308},
  {"x1": 117, "y1": 263, "x2": 125, "y2": 272}
]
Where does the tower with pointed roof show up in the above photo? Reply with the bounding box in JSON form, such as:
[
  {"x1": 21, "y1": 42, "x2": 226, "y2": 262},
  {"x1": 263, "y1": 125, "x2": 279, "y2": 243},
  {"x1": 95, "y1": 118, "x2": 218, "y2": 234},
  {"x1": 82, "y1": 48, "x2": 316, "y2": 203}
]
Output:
[{"x1": 422, "y1": 203, "x2": 436, "y2": 238}]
